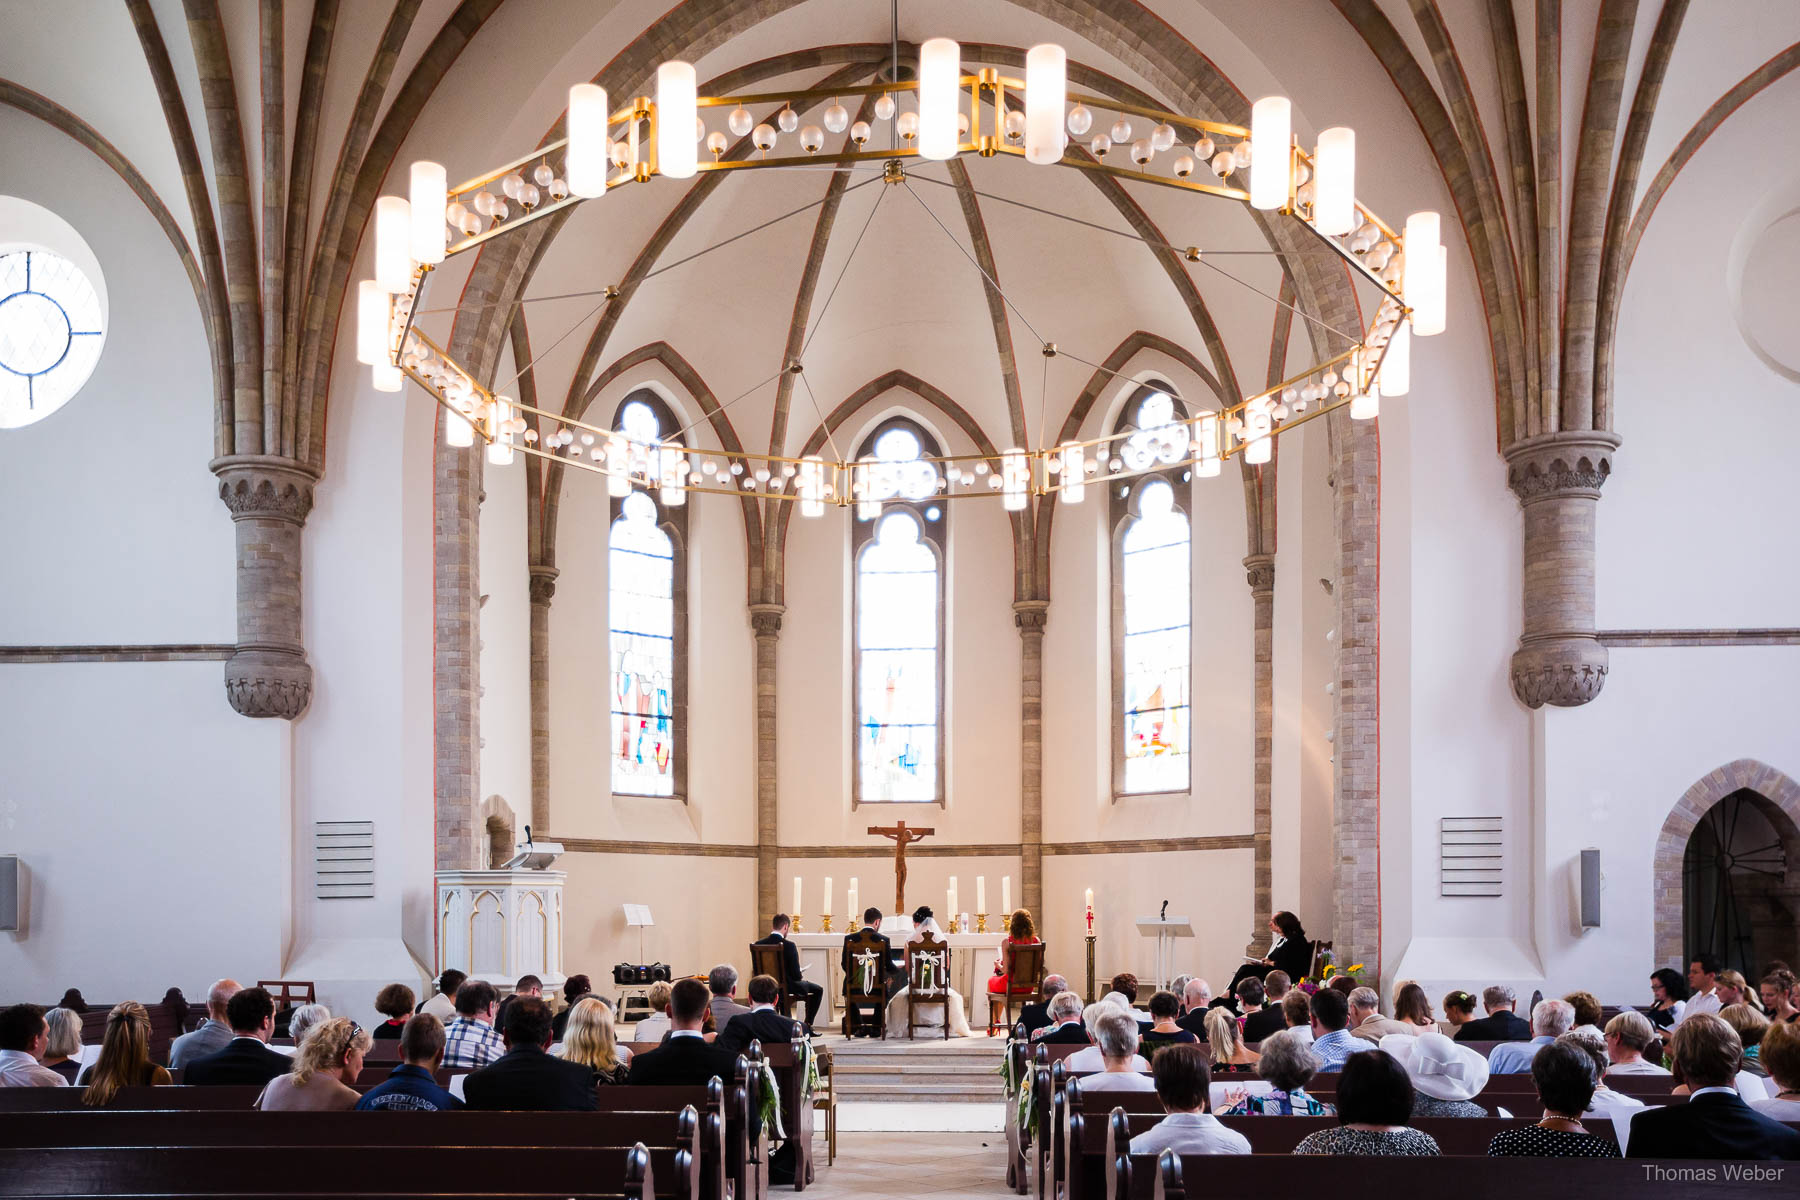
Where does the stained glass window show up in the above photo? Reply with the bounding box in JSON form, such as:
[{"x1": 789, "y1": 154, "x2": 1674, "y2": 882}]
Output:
[
  {"x1": 608, "y1": 393, "x2": 684, "y2": 797},
  {"x1": 0, "y1": 249, "x2": 105, "y2": 429},
  {"x1": 853, "y1": 418, "x2": 945, "y2": 803}
]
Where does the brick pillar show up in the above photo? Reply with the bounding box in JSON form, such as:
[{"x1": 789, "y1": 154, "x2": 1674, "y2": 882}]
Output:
[
  {"x1": 750, "y1": 603, "x2": 783, "y2": 930},
  {"x1": 1331, "y1": 412, "x2": 1381, "y2": 989},
  {"x1": 1504, "y1": 432, "x2": 1620, "y2": 708},
  {"x1": 1015, "y1": 600, "x2": 1048, "y2": 918},
  {"x1": 435, "y1": 440, "x2": 482, "y2": 871},
  {"x1": 528, "y1": 565, "x2": 558, "y2": 832},
  {"x1": 214, "y1": 455, "x2": 317, "y2": 719},
  {"x1": 1243, "y1": 554, "x2": 1275, "y2": 954}
]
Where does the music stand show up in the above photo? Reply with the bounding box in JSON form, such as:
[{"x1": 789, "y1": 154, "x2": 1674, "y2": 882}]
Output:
[{"x1": 1134, "y1": 916, "x2": 1194, "y2": 994}]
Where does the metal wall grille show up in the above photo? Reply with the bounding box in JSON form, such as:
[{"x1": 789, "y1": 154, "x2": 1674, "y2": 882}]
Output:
[
  {"x1": 315, "y1": 821, "x2": 374, "y2": 899},
  {"x1": 1440, "y1": 817, "x2": 1503, "y2": 896}
]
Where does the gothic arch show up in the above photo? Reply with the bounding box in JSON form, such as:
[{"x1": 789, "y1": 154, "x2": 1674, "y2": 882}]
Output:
[{"x1": 1653, "y1": 758, "x2": 1800, "y2": 968}]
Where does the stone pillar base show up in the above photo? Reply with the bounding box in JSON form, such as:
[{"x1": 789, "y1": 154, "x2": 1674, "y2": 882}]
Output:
[
  {"x1": 224, "y1": 646, "x2": 314, "y2": 719},
  {"x1": 1510, "y1": 634, "x2": 1610, "y2": 708}
]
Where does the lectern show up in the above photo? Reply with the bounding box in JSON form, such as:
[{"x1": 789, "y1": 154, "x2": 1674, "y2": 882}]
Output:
[
  {"x1": 435, "y1": 841, "x2": 566, "y2": 989},
  {"x1": 1135, "y1": 916, "x2": 1194, "y2": 994}
]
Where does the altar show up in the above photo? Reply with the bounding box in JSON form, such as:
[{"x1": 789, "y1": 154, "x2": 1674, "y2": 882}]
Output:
[{"x1": 791, "y1": 929, "x2": 1006, "y2": 1022}]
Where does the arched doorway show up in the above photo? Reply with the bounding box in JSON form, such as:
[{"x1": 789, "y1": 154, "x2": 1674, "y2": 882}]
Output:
[{"x1": 1654, "y1": 760, "x2": 1800, "y2": 973}]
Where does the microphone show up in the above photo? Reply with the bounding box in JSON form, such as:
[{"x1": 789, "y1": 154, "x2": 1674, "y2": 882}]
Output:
[
  {"x1": 1160, "y1": 899, "x2": 1169, "y2": 921},
  {"x1": 523, "y1": 823, "x2": 534, "y2": 847}
]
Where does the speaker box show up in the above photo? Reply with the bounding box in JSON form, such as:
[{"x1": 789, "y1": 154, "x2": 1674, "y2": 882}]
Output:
[
  {"x1": 1579, "y1": 848, "x2": 1601, "y2": 928},
  {"x1": 0, "y1": 856, "x2": 18, "y2": 932}
]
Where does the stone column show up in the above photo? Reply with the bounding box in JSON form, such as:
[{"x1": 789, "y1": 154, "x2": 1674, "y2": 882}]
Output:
[
  {"x1": 1243, "y1": 554, "x2": 1275, "y2": 954},
  {"x1": 750, "y1": 602, "x2": 784, "y2": 929},
  {"x1": 1331, "y1": 413, "x2": 1381, "y2": 989},
  {"x1": 1504, "y1": 432, "x2": 1621, "y2": 707},
  {"x1": 1014, "y1": 600, "x2": 1048, "y2": 919},
  {"x1": 214, "y1": 455, "x2": 318, "y2": 719},
  {"x1": 435, "y1": 442, "x2": 482, "y2": 871},
  {"x1": 528, "y1": 565, "x2": 558, "y2": 832}
]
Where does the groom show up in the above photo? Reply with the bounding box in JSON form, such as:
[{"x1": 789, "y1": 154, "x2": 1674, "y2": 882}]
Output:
[{"x1": 755, "y1": 913, "x2": 822, "y2": 1034}]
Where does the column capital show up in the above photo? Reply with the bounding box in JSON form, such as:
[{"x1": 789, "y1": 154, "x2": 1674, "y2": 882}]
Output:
[
  {"x1": 749, "y1": 603, "x2": 785, "y2": 637},
  {"x1": 224, "y1": 649, "x2": 313, "y2": 719},
  {"x1": 1013, "y1": 600, "x2": 1049, "y2": 633},
  {"x1": 1503, "y1": 432, "x2": 1621, "y2": 504},
  {"x1": 1242, "y1": 553, "x2": 1275, "y2": 596},
  {"x1": 528, "y1": 565, "x2": 560, "y2": 606},
  {"x1": 212, "y1": 455, "x2": 320, "y2": 524}
]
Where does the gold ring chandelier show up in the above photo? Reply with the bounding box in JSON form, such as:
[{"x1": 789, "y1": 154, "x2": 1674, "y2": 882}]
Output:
[{"x1": 357, "y1": 39, "x2": 1447, "y2": 515}]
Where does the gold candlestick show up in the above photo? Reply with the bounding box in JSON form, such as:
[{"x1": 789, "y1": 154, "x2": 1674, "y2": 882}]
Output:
[
  {"x1": 948, "y1": 915, "x2": 960, "y2": 934},
  {"x1": 820, "y1": 914, "x2": 832, "y2": 932},
  {"x1": 792, "y1": 914, "x2": 803, "y2": 932},
  {"x1": 977, "y1": 913, "x2": 988, "y2": 933}
]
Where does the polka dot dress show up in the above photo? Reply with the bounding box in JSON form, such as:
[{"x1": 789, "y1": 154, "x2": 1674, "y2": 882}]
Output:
[{"x1": 1487, "y1": 1125, "x2": 1622, "y2": 1157}]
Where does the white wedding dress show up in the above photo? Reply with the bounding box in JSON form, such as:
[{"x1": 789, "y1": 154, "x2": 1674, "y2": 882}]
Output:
[{"x1": 885, "y1": 918, "x2": 974, "y2": 1038}]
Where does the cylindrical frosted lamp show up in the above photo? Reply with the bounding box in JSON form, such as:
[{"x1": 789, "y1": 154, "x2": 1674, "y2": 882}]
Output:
[
  {"x1": 1024, "y1": 44, "x2": 1066, "y2": 165},
  {"x1": 444, "y1": 402, "x2": 475, "y2": 447},
  {"x1": 656, "y1": 61, "x2": 697, "y2": 179},
  {"x1": 1059, "y1": 442, "x2": 1085, "y2": 503},
  {"x1": 1351, "y1": 380, "x2": 1381, "y2": 420},
  {"x1": 1312, "y1": 127, "x2": 1355, "y2": 235},
  {"x1": 372, "y1": 362, "x2": 402, "y2": 393},
  {"x1": 1403, "y1": 212, "x2": 1445, "y2": 335},
  {"x1": 409, "y1": 161, "x2": 448, "y2": 263},
  {"x1": 1194, "y1": 412, "x2": 1221, "y2": 477},
  {"x1": 1380, "y1": 321, "x2": 1411, "y2": 396},
  {"x1": 374, "y1": 195, "x2": 412, "y2": 292},
  {"x1": 487, "y1": 396, "x2": 515, "y2": 465},
  {"x1": 356, "y1": 280, "x2": 388, "y2": 366},
  {"x1": 1249, "y1": 96, "x2": 1291, "y2": 211},
  {"x1": 567, "y1": 83, "x2": 611, "y2": 198},
  {"x1": 918, "y1": 38, "x2": 961, "y2": 161}
]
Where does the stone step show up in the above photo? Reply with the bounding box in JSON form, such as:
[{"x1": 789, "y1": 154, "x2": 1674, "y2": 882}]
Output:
[
  {"x1": 829, "y1": 1053, "x2": 1003, "y2": 1069},
  {"x1": 834, "y1": 1082, "x2": 1006, "y2": 1102},
  {"x1": 832, "y1": 1062, "x2": 999, "y2": 1079}
]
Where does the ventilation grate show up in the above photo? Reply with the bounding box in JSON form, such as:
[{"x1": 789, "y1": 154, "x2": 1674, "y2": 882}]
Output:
[
  {"x1": 1440, "y1": 816, "x2": 1503, "y2": 896},
  {"x1": 315, "y1": 821, "x2": 374, "y2": 899}
]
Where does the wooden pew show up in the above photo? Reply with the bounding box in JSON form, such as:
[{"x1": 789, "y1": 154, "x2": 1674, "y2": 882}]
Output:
[
  {"x1": 1002, "y1": 1026, "x2": 1033, "y2": 1194},
  {"x1": 71, "y1": 992, "x2": 198, "y2": 1064}
]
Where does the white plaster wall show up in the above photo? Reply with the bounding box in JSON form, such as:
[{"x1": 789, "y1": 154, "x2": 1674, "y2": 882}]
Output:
[
  {"x1": 478, "y1": 355, "x2": 532, "y2": 843},
  {"x1": 561, "y1": 851, "x2": 758, "y2": 986}
]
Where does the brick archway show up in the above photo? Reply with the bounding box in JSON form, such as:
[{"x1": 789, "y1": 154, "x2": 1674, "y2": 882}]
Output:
[{"x1": 1653, "y1": 759, "x2": 1800, "y2": 969}]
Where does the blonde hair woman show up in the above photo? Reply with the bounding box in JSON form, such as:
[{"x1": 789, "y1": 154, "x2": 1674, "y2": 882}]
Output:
[
  {"x1": 256, "y1": 1017, "x2": 371, "y2": 1111},
  {"x1": 78, "y1": 1002, "x2": 171, "y2": 1106},
  {"x1": 42, "y1": 1008, "x2": 84, "y2": 1084},
  {"x1": 1717, "y1": 970, "x2": 1764, "y2": 1014},
  {"x1": 1205, "y1": 1006, "x2": 1260, "y2": 1073},
  {"x1": 634, "y1": 980, "x2": 675, "y2": 1043},
  {"x1": 559, "y1": 996, "x2": 630, "y2": 1084}
]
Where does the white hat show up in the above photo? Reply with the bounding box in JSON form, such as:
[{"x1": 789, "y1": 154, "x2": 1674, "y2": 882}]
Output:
[{"x1": 1381, "y1": 1031, "x2": 1489, "y2": 1103}]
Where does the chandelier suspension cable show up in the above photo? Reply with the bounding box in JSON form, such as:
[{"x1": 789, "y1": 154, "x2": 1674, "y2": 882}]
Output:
[{"x1": 793, "y1": 184, "x2": 888, "y2": 462}]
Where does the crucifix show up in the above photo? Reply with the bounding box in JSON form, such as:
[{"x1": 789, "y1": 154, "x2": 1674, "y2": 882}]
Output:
[{"x1": 868, "y1": 820, "x2": 934, "y2": 916}]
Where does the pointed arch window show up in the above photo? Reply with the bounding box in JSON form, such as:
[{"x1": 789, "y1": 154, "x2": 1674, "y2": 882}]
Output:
[
  {"x1": 852, "y1": 418, "x2": 947, "y2": 804},
  {"x1": 1111, "y1": 385, "x2": 1193, "y2": 797},
  {"x1": 608, "y1": 392, "x2": 687, "y2": 799}
]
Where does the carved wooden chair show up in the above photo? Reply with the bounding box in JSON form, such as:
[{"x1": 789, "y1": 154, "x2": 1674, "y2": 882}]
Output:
[
  {"x1": 906, "y1": 932, "x2": 952, "y2": 1041},
  {"x1": 747, "y1": 942, "x2": 794, "y2": 1019},
  {"x1": 987, "y1": 941, "x2": 1046, "y2": 1034},
  {"x1": 1305, "y1": 940, "x2": 1333, "y2": 982},
  {"x1": 841, "y1": 929, "x2": 890, "y2": 1039}
]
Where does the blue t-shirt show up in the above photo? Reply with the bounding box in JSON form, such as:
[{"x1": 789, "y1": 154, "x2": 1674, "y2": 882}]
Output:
[{"x1": 355, "y1": 1063, "x2": 463, "y2": 1111}]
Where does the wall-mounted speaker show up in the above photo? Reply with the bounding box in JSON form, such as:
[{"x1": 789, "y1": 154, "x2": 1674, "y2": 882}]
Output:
[
  {"x1": 1579, "y1": 848, "x2": 1602, "y2": 928},
  {"x1": 0, "y1": 856, "x2": 19, "y2": 932}
]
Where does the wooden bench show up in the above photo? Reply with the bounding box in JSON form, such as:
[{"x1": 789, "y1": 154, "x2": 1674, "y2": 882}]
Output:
[{"x1": 71, "y1": 992, "x2": 199, "y2": 1064}]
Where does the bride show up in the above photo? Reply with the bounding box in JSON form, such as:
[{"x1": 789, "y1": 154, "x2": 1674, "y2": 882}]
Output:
[{"x1": 885, "y1": 906, "x2": 974, "y2": 1038}]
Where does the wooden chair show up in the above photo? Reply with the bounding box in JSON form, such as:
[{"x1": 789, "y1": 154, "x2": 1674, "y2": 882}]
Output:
[
  {"x1": 906, "y1": 932, "x2": 951, "y2": 1041},
  {"x1": 811, "y1": 1049, "x2": 837, "y2": 1166},
  {"x1": 1304, "y1": 940, "x2": 1332, "y2": 982},
  {"x1": 258, "y1": 980, "x2": 317, "y2": 1008},
  {"x1": 987, "y1": 941, "x2": 1046, "y2": 1034},
  {"x1": 747, "y1": 942, "x2": 794, "y2": 1019},
  {"x1": 840, "y1": 928, "x2": 890, "y2": 1038}
]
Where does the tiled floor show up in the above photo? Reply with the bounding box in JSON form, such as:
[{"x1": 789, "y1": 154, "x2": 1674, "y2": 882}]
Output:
[{"x1": 804, "y1": 1132, "x2": 1014, "y2": 1198}]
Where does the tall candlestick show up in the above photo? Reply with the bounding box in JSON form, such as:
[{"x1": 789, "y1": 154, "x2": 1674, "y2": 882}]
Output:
[
  {"x1": 794, "y1": 876, "x2": 802, "y2": 917},
  {"x1": 822, "y1": 876, "x2": 833, "y2": 922},
  {"x1": 1002, "y1": 875, "x2": 1011, "y2": 918},
  {"x1": 977, "y1": 875, "x2": 986, "y2": 918}
]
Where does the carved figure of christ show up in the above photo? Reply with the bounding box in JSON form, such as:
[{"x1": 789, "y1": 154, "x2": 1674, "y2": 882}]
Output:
[{"x1": 868, "y1": 820, "x2": 934, "y2": 916}]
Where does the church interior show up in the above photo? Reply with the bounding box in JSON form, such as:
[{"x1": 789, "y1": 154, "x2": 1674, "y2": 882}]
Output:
[{"x1": 2, "y1": 0, "x2": 1798, "y2": 1190}]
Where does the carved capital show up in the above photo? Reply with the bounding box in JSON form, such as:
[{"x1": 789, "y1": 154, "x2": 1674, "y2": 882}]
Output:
[
  {"x1": 749, "y1": 603, "x2": 785, "y2": 637},
  {"x1": 528, "y1": 565, "x2": 560, "y2": 606},
  {"x1": 1013, "y1": 600, "x2": 1049, "y2": 634},
  {"x1": 224, "y1": 647, "x2": 313, "y2": 719},
  {"x1": 1503, "y1": 432, "x2": 1621, "y2": 504},
  {"x1": 1242, "y1": 554, "x2": 1275, "y2": 595},
  {"x1": 212, "y1": 455, "x2": 319, "y2": 524},
  {"x1": 1510, "y1": 634, "x2": 1610, "y2": 709}
]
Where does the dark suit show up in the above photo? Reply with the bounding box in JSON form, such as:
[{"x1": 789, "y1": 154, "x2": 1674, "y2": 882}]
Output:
[
  {"x1": 627, "y1": 1033, "x2": 739, "y2": 1088},
  {"x1": 757, "y1": 931, "x2": 822, "y2": 1031},
  {"x1": 1625, "y1": 1090, "x2": 1800, "y2": 1160},
  {"x1": 842, "y1": 928, "x2": 898, "y2": 1034},
  {"x1": 719, "y1": 1007, "x2": 804, "y2": 1059},
  {"x1": 1017, "y1": 1000, "x2": 1054, "y2": 1041},
  {"x1": 1454, "y1": 1010, "x2": 1533, "y2": 1042},
  {"x1": 461, "y1": 1045, "x2": 598, "y2": 1111},
  {"x1": 1176, "y1": 1008, "x2": 1214, "y2": 1038},
  {"x1": 1242, "y1": 1006, "x2": 1287, "y2": 1044},
  {"x1": 1227, "y1": 936, "x2": 1313, "y2": 996},
  {"x1": 181, "y1": 1036, "x2": 293, "y2": 1087},
  {"x1": 1038, "y1": 1021, "x2": 1090, "y2": 1045}
]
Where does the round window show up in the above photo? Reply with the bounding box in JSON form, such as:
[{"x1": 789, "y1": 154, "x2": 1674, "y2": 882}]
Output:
[{"x1": 0, "y1": 248, "x2": 105, "y2": 428}]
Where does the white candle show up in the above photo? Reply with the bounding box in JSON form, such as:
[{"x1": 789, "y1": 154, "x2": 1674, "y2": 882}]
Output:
[
  {"x1": 977, "y1": 875, "x2": 986, "y2": 917},
  {"x1": 948, "y1": 875, "x2": 958, "y2": 918},
  {"x1": 794, "y1": 876, "x2": 802, "y2": 916},
  {"x1": 823, "y1": 876, "x2": 833, "y2": 920},
  {"x1": 1086, "y1": 887, "x2": 1094, "y2": 916},
  {"x1": 1002, "y1": 875, "x2": 1011, "y2": 917},
  {"x1": 848, "y1": 877, "x2": 859, "y2": 919}
]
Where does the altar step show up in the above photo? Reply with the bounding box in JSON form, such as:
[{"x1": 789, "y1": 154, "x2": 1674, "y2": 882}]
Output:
[{"x1": 826, "y1": 1036, "x2": 1006, "y2": 1104}]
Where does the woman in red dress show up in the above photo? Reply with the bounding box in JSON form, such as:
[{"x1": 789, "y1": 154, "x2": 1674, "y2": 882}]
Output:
[{"x1": 987, "y1": 909, "x2": 1042, "y2": 994}]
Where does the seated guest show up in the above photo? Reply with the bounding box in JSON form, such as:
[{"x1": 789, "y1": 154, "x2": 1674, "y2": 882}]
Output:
[
  {"x1": 1175, "y1": 979, "x2": 1214, "y2": 1037},
  {"x1": 1645, "y1": 967, "x2": 1689, "y2": 1030},
  {"x1": 1750, "y1": 1021, "x2": 1800, "y2": 1120},
  {"x1": 442, "y1": 980, "x2": 505, "y2": 1070},
  {"x1": 184, "y1": 987, "x2": 289, "y2": 1086},
  {"x1": 1078, "y1": 1009, "x2": 1156, "y2": 1092},
  {"x1": 1293, "y1": 1049, "x2": 1442, "y2": 1156},
  {"x1": 0, "y1": 1004, "x2": 68, "y2": 1087},
  {"x1": 1488, "y1": 998, "x2": 1574, "y2": 1073},
  {"x1": 494, "y1": 974, "x2": 542, "y2": 1035},
  {"x1": 1719, "y1": 970, "x2": 1762, "y2": 1014},
  {"x1": 1625, "y1": 1012, "x2": 1800, "y2": 1159},
  {"x1": 169, "y1": 978, "x2": 240, "y2": 1068},
  {"x1": 634, "y1": 980, "x2": 675, "y2": 1044},
  {"x1": 1141, "y1": 990, "x2": 1199, "y2": 1054},
  {"x1": 552, "y1": 974, "x2": 592, "y2": 1041},
  {"x1": 1168, "y1": 975, "x2": 1193, "y2": 1013},
  {"x1": 1348, "y1": 985, "x2": 1418, "y2": 1041},
  {"x1": 988, "y1": 908, "x2": 1043, "y2": 994},
  {"x1": 1221, "y1": 1028, "x2": 1332, "y2": 1115},
  {"x1": 1604, "y1": 1009, "x2": 1670, "y2": 1074},
  {"x1": 1326, "y1": 975, "x2": 1359, "y2": 1000},
  {"x1": 1238, "y1": 979, "x2": 1283, "y2": 1044},
  {"x1": 628, "y1": 978, "x2": 738, "y2": 1087},
  {"x1": 709, "y1": 965, "x2": 753, "y2": 1032},
  {"x1": 755, "y1": 913, "x2": 822, "y2": 1034},
  {"x1": 1308, "y1": 987, "x2": 1364, "y2": 1070},
  {"x1": 1487, "y1": 1040, "x2": 1622, "y2": 1157},
  {"x1": 1760, "y1": 968, "x2": 1798, "y2": 1024},
  {"x1": 1019, "y1": 974, "x2": 1069, "y2": 1041},
  {"x1": 718, "y1": 974, "x2": 804, "y2": 1058},
  {"x1": 1382, "y1": 1032, "x2": 1490, "y2": 1117},
  {"x1": 77, "y1": 1002, "x2": 170, "y2": 1104},
  {"x1": 1560, "y1": 1030, "x2": 1644, "y2": 1118},
  {"x1": 1110, "y1": 972, "x2": 1140, "y2": 1007},
  {"x1": 256, "y1": 1017, "x2": 370, "y2": 1111},
  {"x1": 1564, "y1": 990, "x2": 1605, "y2": 1038},
  {"x1": 1228, "y1": 911, "x2": 1313, "y2": 999},
  {"x1": 288, "y1": 1002, "x2": 330, "y2": 1048},
  {"x1": 1439, "y1": 989, "x2": 1478, "y2": 1038},
  {"x1": 1205, "y1": 1006, "x2": 1259, "y2": 1074},
  {"x1": 419, "y1": 969, "x2": 466, "y2": 1021},
  {"x1": 1281, "y1": 990, "x2": 1315, "y2": 1046},
  {"x1": 559, "y1": 997, "x2": 631, "y2": 1085},
  {"x1": 1679, "y1": 953, "x2": 1724, "y2": 1024},
  {"x1": 1723, "y1": 1003, "x2": 1773, "y2": 1075},
  {"x1": 41, "y1": 1008, "x2": 83, "y2": 1083},
  {"x1": 1129, "y1": 1044, "x2": 1251, "y2": 1156},
  {"x1": 373, "y1": 984, "x2": 414, "y2": 1040},
  {"x1": 1392, "y1": 983, "x2": 1437, "y2": 1034},
  {"x1": 357, "y1": 1014, "x2": 460, "y2": 1110},
  {"x1": 1455, "y1": 984, "x2": 1533, "y2": 1043},
  {"x1": 464, "y1": 997, "x2": 598, "y2": 1111},
  {"x1": 1037, "y1": 990, "x2": 1088, "y2": 1044},
  {"x1": 1068, "y1": 1001, "x2": 1147, "y2": 1073}
]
